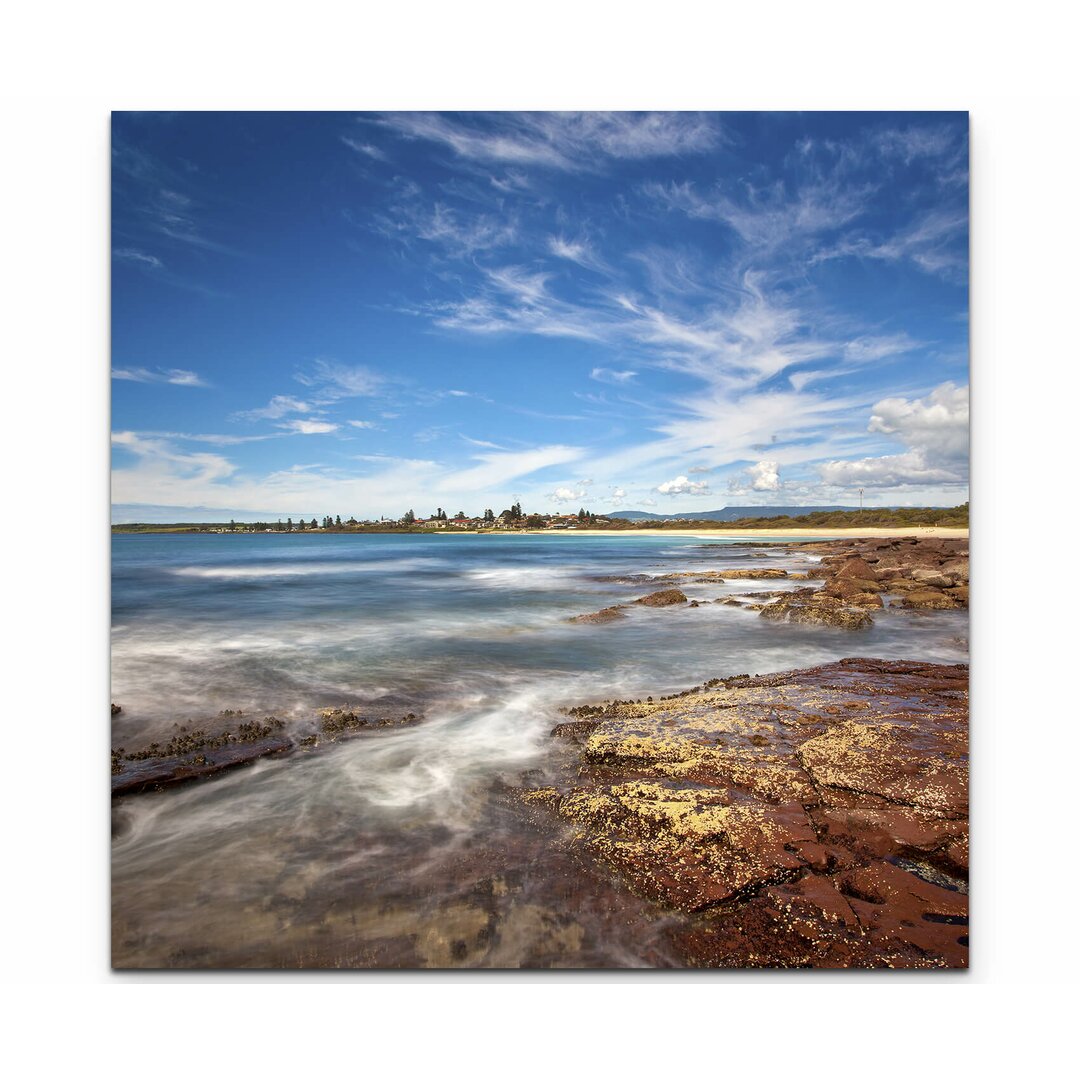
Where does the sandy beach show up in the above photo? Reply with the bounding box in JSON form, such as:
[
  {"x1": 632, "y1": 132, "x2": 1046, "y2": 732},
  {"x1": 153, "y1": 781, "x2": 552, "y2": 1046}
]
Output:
[{"x1": 515, "y1": 526, "x2": 970, "y2": 539}]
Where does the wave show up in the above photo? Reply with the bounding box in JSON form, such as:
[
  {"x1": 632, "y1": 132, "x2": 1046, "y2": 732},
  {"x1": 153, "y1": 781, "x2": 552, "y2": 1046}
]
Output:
[
  {"x1": 461, "y1": 565, "x2": 586, "y2": 589},
  {"x1": 169, "y1": 558, "x2": 437, "y2": 579}
]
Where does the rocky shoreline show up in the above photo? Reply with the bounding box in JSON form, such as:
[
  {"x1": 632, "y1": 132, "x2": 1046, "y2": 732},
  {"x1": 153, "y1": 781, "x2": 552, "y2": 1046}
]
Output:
[
  {"x1": 572, "y1": 535, "x2": 968, "y2": 630},
  {"x1": 112, "y1": 535, "x2": 968, "y2": 968},
  {"x1": 519, "y1": 656, "x2": 968, "y2": 968}
]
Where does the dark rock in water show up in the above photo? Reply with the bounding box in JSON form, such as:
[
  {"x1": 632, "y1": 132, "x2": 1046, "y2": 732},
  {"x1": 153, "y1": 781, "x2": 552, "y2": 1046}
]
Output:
[
  {"x1": 712, "y1": 567, "x2": 788, "y2": 580},
  {"x1": 524, "y1": 658, "x2": 968, "y2": 969},
  {"x1": 111, "y1": 704, "x2": 122, "y2": 716},
  {"x1": 569, "y1": 605, "x2": 627, "y2": 624},
  {"x1": 759, "y1": 591, "x2": 875, "y2": 630},
  {"x1": 112, "y1": 735, "x2": 294, "y2": 797},
  {"x1": 633, "y1": 588, "x2": 688, "y2": 607},
  {"x1": 550, "y1": 719, "x2": 602, "y2": 742}
]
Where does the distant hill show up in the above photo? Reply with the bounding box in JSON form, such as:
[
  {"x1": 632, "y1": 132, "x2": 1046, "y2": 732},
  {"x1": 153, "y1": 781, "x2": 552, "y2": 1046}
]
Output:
[{"x1": 612, "y1": 505, "x2": 860, "y2": 522}]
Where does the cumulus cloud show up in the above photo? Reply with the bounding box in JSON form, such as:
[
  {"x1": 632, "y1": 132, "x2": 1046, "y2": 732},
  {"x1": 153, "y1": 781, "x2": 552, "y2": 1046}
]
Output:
[
  {"x1": 818, "y1": 452, "x2": 961, "y2": 488},
  {"x1": 727, "y1": 460, "x2": 781, "y2": 495},
  {"x1": 748, "y1": 460, "x2": 781, "y2": 491},
  {"x1": 868, "y1": 381, "x2": 969, "y2": 462},
  {"x1": 657, "y1": 475, "x2": 710, "y2": 496},
  {"x1": 818, "y1": 382, "x2": 969, "y2": 489}
]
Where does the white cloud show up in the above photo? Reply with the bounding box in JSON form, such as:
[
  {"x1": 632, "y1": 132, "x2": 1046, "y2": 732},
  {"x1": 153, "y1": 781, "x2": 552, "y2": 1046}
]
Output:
[
  {"x1": 437, "y1": 445, "x2": 584, "y2": 495},
  {"x1": 373, "y1": 197, "x2": 518, "y2": 259},
  {"x1": 279, "y1": 419, "x2": 339, "y2": 435},
  {"x1": 234, "y1": 395, "x2": 312, "y2": 421},
  {"x1": 872, "y1": 125, "x2": 961, "y2": 165},
  {"x1": 656, "y1": 475, "x2": 710, "y2": 496},
  {"x1": 378, "y1": 112, "x2": 722, "y2": 172},
  {"x1": 112, "y1": 432, "x2": 238, "y2": 500},
  {"x1": 113, "y1": 248, "x2": 163, "y2": 269},
  {"x1": 817, "y1": 452, "x2": 959, "y2": 488},
  {"x1": 818, "y1": 382, "x2": 969, "y2": 489},
  {"x1": 748, "y1": 460, "x2": 780, "y2": 491},
  {"x1": 347, "y1": 420, "x2": 379, "y2": 429},
  {"x1": 165, "y1": 369, "x2": 209, "y2": 387},
  {"x1": 549, "y1": 235, "x2": 608, "y2": 271},
  {"x1": 590, "y1": 367, "x2": 637, "y2": 385},
  {"x1": 296, "y1": 360, "x2": 385, "y2": 401},
  {"x1": 112, "y1": 366, "x2": 208, "y2": 387},
  {"x1": 868, "y1": 381, "x2": 969, "y2": 462},
  {"x1": 340, "y1": 136, "x2": 388, "y2": 161},
  {"x1": 645, "y1": 177, "x2": 870, "y2": 253},
  {"x1": 549, "y1": 486, "x2": 589, "y2": 504},
  {"x1": 810, "y1": 210, "x2": 968, "y2": 281}
]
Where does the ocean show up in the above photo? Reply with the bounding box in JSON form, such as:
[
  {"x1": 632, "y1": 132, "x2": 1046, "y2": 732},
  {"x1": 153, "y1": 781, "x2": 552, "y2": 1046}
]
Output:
[{"x1": 111, "y1": 532, "x2": 968, "y2": 967}]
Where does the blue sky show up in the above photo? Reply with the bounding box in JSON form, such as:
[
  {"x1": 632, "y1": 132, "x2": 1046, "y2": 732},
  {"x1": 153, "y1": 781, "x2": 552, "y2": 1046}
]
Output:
[{"x1": 111, "y1": 112, "x2": 969, "y2": 521}]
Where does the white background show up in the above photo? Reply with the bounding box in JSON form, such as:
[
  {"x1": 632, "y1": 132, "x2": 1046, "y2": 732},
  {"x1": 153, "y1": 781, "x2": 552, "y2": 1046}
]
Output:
[{"x1": 1, "y1": 0, "x2": 1076, "y2": 1071}]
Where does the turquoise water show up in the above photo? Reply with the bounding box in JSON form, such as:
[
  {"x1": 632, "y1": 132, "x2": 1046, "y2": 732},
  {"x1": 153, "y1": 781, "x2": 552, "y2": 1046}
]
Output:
[{"x1": 111, "y1": 532, "x2": 968, "y2": 967}]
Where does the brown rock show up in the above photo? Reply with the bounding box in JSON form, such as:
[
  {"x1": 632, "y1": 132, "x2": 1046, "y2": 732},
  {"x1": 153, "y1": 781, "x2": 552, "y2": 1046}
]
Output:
[
  {"x1": 527, "y1": 658, "x2": 968, "y2": 968},
  {"x1": 760, "y1": 594, "x2": 874, "y2": 630},
  {"x1": 910, "y1": 568, "x2": 954, "y2": 588},
  {"x1": 833, "y1": 557, "x2": 879, "y2": 582},
  {"x1": 568, "y1": 605, "x2": 627, "y2": 624},
  {"x1": 896, "y1": 589, "x2": 963, "y2": 610},
  {"x1": 633, "y1": 588, "x2": 688, "y2": 607}
]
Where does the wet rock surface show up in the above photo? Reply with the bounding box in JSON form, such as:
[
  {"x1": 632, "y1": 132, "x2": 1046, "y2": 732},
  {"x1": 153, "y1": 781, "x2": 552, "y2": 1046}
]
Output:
[
  {"x1": 568, "y1": 605, "x2": 627, "y2": 624},
  {"x1": 112, "y1": 708, "x2": 423, "y2": 797},
  {"x1": 519, "y1": 657, "x2": 969, "y2": 968},
  {"x1": 634, "y1": 588, "x2": 689, "y2": 607},
  {"x1": 569, "y1": 537, "x2": 968, "y2": 630},
  {"x1": 753, "y1": 537, "x2": 968, "y2": 630}
]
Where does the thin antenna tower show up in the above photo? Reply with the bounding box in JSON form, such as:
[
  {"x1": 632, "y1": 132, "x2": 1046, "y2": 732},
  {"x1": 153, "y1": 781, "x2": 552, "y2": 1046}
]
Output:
[{"x1": 859, "y1": 488, "x2": 864, "y2": 510}]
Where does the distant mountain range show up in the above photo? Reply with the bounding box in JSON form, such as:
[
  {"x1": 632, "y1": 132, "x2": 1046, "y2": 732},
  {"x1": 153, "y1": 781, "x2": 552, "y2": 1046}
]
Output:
[{"x1": 610, "y1": 505, "x2": 864, "y2": 522}]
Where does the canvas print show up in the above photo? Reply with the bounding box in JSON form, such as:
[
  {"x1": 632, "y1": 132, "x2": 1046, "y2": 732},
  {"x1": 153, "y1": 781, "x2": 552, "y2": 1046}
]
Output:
[{"x1": 111, "y1": 112, "x2": 969, "y2": 969}]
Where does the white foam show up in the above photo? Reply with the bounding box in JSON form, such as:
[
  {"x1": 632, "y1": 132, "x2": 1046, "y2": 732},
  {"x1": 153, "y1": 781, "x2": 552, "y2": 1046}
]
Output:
[{"x1": 461, "y1": 565, "x2": 584, "y2": 589}]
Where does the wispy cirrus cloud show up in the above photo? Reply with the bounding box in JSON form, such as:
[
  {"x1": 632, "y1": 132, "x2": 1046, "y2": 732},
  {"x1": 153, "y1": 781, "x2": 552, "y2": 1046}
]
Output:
[
  {"x1": 375, "y1": 112, "x2": 724, "y2": 172},
  {"x1": 112, "y1": 366, "x2": 209, "y2": 387},
  {"x1": 590, "y1": 367, "x2": 637, "y2": 385},
  {"x1": 809, "y1": 209, "x2": 968, "y2": 281},
  {"x1": 295, "y1": 359, "x2": 386, "y2": 401},
  {"x1": 644, "y1": 177, "x2": 871, "y2": 254},
  {"x1": 113, "y1": 248, "x2": 163, "y2": 269},
  {"x1": 341, "y1": 136, "x2": 388, "y2": 161},
  {"x1": 233, "y1": 395, "x2": 313, "y2": 422}
]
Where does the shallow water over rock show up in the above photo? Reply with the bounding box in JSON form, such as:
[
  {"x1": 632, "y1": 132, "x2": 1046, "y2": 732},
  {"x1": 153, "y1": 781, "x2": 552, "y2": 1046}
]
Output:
[{"x1": 112, "y1": 533, "x2": 968, "y2": 968}]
